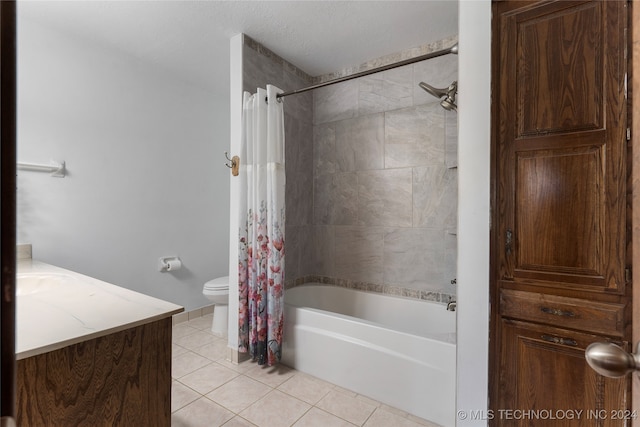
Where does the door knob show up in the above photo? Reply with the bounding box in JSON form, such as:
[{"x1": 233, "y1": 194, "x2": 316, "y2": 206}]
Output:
[{"x1": 585, "y1": 342, "x2": 640, "y2": 378}]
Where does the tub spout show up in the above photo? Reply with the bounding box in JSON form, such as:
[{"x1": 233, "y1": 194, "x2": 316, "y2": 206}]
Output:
[{"x1": 446, "y1": 301, "x2": 457, "y2": 312}]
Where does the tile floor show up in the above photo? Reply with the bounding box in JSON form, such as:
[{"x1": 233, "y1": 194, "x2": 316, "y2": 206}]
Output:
[{"x1": 171, "y1": 314, "x2": 442, "y2": 427}]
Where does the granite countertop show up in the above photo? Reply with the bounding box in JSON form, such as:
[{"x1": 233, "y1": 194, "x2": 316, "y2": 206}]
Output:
[{"x1": 16, "y1": 259, "x2": 183, "y2": 360}]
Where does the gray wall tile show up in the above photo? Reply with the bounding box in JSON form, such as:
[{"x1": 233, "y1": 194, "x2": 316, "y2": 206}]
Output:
[
  {"x1": 313, "y1": 124, "x2": 337, "y2": 177},
  {"x1": 313, "y1": 173, "x2": 358, "y2": 226},
  {"x1": 385, "y1": 103, "x2": 445, "y2": 168},
  {"x1": 243, "y1": 45, "x2": 284, "y2": 92},
  {"x1": 314, "y1": 80, "x2": 358, "y2": 124},
  {"x1": 335, "y1": 226, "x2": 384, "y2": 283},
  {"x1": 358, "y1": 65, "x2": 413, "y2": 115},
  {"x1": 383, "y1": 228, "x2": 447, "y2": 290},
  {"x1": 444, "y1": 231, "x2": 457, "y2": 292},
  {"x1": 445, "y1": 110, "x2": 458, "y2": 168},
  {"x1": 311, "y1": 225, "x2": 335, "y2": 277},
  {"x1": 336, "y1": 113, "x2": 384, "y2": 172},
  {"x1": 283, "y1": 70, "x2": 313, "y2": 124},
  {"x1": 413, "y1": 165, "x2": 457, "y2": 229},
  {"x1": 357, "y1": 169, "x2": 412, "y2": 227},
  {"x1": 298, "y1": 225, "x2": 315, "y2": 278},
  {"x1": 285, "y1": 115, "x2": 313, "y2": 226},
  {"x1": 285, "y1": 225, "x2": 301, "y2": 282}
]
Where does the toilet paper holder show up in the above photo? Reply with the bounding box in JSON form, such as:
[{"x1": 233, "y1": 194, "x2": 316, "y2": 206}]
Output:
[{"x1": 158, "y1": 256, "x2": 182, "y2": 272}]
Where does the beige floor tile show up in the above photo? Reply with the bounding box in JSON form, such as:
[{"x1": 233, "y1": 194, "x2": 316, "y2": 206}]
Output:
[
  {"x1": 316, "y1": 390, "x2": 376, "y2": 426},
  {"x1": 172, "y1": 351, "x2": 212, "y2": 379},
  {"x1": 172, "y1": 380, "x2": 200, "y2": 413},
  {"x1": 174, "y1": 330, "x2": 218, "y2": 351},
  {"x1": 240, "y1": 390, "x2": 311, "y2": 427},
  {"x1": 171, "y1": 397, "x2": 234, "y2": 427},
  {"x1": 192, "y1": 339, "x2": 229, "y2": 361},
  {"x1": 355, "y1": 395, "x2": 381, "y2": 408},
  {"x1": 206, "y1": 375, "x2": 272, "y2": 414},
  {"x1": 293, "y1": 407, "x2": 357, "y2": 427},
  {"x1": 173, "y1": 323, "x2": 200, "y2": 340},
  {"x1": 332, "y1": 386, "x2": 358, "y2": 398},
  {"x1": 245, "y1": 362, "x2": 295, "y2": 388},
  {"x1": 363, "y1": 408, "x2": 441, "y2": 427},
  {"x1": 222, "y1": 416, "x2": 258, "y2": 427},
  {"x1": 216, "y1": 358, "x2": 256, "y2": 374},
  {"x1": 277, "y1": 373, "x2": 334, "y2": 405},
  {"x1": 179, "y1": 363, "x2": 239, "y2": 395},
  {"x1": 173, "y1": 343, "x2": 189, "y2": 358},
  {"x1": 406, "y1": 413, "x2": 443, "y2": 427},
  {"x1": 187, "y1": 315, "x2": 214, "y2": 330}
]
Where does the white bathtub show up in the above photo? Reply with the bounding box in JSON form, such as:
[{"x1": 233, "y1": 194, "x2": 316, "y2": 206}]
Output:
[{"x1": 282, "y1": 284, "x2": 456, "y2": 427}]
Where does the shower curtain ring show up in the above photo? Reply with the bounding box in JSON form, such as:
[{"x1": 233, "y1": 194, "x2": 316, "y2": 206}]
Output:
[{"x1": 265, "y1": 95, "x2": 284, "y2": 104}]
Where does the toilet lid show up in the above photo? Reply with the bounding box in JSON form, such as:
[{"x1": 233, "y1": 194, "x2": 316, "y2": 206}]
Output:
[{"x1": 204, "y1": 276, "x2": 229, "y2": 291}]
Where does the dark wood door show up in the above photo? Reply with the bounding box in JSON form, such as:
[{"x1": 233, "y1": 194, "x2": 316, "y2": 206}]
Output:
[
  {"x1": 491, "y1": 1, "x2": 630, "y2": 425},
  {"x1": 0, "y1": 0, "x2": 17, "y2": 421}
]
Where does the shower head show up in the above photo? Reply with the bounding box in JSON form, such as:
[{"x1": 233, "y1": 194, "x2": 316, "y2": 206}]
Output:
[
  {"x1": 419, "y1": 80, "x2": 458, "y2": 111},
  {"x1": 419, "y1": 82, "x2": 449, "y2": 99}
]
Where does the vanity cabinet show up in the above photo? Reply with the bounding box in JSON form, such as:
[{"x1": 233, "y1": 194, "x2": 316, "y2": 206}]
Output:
[
  {"x1": 490, "y1": 0, "x2": 631, "y2": 424},
  {"x1": 16, "y1": 318, "x2": 172, "y2": 426},
  {"x1": 13, "y1": 257, "x2": 182, "y2": 427}
]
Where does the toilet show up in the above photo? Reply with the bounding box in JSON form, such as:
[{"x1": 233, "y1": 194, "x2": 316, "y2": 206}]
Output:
[{"x1": 202, "y1": 276, "x2": 229, "y2": 336}]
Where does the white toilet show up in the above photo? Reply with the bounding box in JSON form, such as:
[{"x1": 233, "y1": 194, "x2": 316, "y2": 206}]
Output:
[{"x1": 202, "y1": 276, "x2": 229, "y2": 336}]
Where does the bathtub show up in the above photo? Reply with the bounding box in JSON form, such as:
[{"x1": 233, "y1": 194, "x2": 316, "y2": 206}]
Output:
[{"x1": 282, "y1": 284, "x2": 456, "y2": 427}]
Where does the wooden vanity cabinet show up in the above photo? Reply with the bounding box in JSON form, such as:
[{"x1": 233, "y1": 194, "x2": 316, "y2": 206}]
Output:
[{"x1": 16, "y1": 318, "x2": 172, "y2": 426}]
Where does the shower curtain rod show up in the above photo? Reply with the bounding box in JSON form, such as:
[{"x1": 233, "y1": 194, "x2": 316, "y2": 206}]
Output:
[{"x1": 277, "y1": 43, "x2": 458, "y2": 100}]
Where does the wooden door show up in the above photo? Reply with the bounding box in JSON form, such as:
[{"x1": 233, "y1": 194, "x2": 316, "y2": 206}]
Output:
[
  {"x1": 0, "y1": 0, "x2": 17, "y2": 421},
  {"x1": 491, "y1": 1, "x2": 630, "y2": 425}
]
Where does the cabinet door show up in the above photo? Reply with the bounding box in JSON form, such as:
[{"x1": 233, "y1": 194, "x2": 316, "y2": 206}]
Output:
[
  {"x1": 497, "y1": 319, "x2": 628, "y2": 427},
  {"x1": 495, "y1": 0, "x2": 627, "y2": 294}
]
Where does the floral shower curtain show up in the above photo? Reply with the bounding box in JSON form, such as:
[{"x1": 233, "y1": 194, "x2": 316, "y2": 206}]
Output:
[{"x1": 238, "y1": 85, "x2": 286, "y2": 366}]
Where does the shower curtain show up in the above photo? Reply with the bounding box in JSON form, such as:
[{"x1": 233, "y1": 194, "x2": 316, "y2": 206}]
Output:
[{"x1": 238, "y1": 85, "x2": 286, "y2": 366}]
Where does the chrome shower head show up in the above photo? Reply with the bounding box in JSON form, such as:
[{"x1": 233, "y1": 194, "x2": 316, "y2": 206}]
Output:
[
  {"x1": 419, "y1": 82, "x2": 449, "y2": 99},
  {"x1": 440, "y1": 97, "x2": 457, "y2": 112},
  {"x1": 419, "y1": 80, "x2": 458, "y2": 111}
]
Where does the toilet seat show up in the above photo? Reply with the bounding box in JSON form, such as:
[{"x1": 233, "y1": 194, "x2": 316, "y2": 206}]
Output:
[{"x1": 204, "y1": 276, "x2": 229, "y2": 293}]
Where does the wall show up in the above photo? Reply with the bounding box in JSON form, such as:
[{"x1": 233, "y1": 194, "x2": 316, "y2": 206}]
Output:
[
  {"x1": 457, "y1": 1, "x2": 491, "y2": 425},
  {"x1": 17, "y1": 16, "x2": 230, "y2": 311},
  {"x1": 310, "y1": 48, "x2": 458, "y2": 299}
]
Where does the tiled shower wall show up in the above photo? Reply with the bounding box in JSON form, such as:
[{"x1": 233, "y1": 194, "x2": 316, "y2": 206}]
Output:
[
  {"x1": 242, "y1": 35, "x2": 458, "y2": 300},
  {"x1": 310, "y1": 53, "x2": 458, "y2": 298}
]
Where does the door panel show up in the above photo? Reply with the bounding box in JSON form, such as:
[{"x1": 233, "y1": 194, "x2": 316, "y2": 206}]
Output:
[
  {"x1": 499, "y1": 320, "x2": 627, "y2": 427},
  {"x1": 516, "y1": 144, "x2": 604, "y2": 278},
  {"x1": 516, "y1": 1, "x2": 603, "y2": 137},
  {"x1": 496, "y1": 0, "x2": 627, "y2": 294}
]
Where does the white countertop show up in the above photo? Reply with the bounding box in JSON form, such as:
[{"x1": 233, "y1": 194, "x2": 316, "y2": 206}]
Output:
[{"x1": 16, "y1": 259, "x2": 183, "y2": 360}]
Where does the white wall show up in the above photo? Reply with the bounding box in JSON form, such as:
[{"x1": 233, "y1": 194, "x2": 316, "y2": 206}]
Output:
[
  {"x1": 457, "y1": 1, "x2": 491, "y2": 425},
  {"x1": 17, "y1": 16, "x2": 230, "y2": 311},
  {"x1": 227, "y1": 34, "x2": 243, "y2": 351}
]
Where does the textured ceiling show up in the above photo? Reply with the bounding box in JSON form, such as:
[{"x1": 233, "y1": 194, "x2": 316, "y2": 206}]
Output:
[{"x1": 18, "y1": 1, "x2": 458, "y2": 93}]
